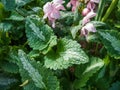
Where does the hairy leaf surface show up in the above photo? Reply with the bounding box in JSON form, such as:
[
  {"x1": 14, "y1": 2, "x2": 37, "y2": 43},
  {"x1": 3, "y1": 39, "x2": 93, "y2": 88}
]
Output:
[
  {"x1": 25, "y1": 15, "x2": 57, "y2": 51},
  {"x1": 44, "y1": 38, "x2": 89, "y2": 70},
  {"x1": 98, "y1": 30, "x2": 120, "y2": 59},
  {"x1": 18, "y1": 50, "x2": 45, "y2": 89},
  {"x1": 74, "y1": 57, "x2": 104, "y2": 88}
]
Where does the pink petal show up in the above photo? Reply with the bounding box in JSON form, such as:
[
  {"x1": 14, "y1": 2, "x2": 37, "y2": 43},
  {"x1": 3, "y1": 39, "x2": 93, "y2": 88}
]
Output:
[
  {"x1": 51, "y1": 19, "x2": 56, "y2": 28},
  {"x1": 55, "y1": 4, "x2": 65, "y2": 10},
  {"x1": 90, "y1": 0, "x2": 100, "y2": 3},
  {"x1": 82, "y1": 8, "x2": 90, "y2": 16},
  {"x1": 67, "y1": 0, "x2": 80, "y2": 12},
  {"x1": 87, "y1": 1, "x2": 96, "y2": 10},
  {"x1": 43, "y1": 13, "x2": 48, "y2": 19},
  {"x1": 81, "y1": 27, "x2": 87, "y2": 36},
  {"x1": 53, "y1": 0, "x2": 65, "y2": 4},
  {"x1": 43, "y1": 2, "x2": 53, "y2": 13},
  {"x1": 81, "y1": 23, "x2": 96, "y2": 37},
  {"x1": 84, "y1": 23, "x2": 96, "y2": 32},
  {"x1": 52, "y1": 21, "x2": 55, "y2": 28},
  {"x1": 82, "y1": 17, "x2": 90, "y2": 26},
  {"x1": 72, "y1": 6, "x2": 76, "y2": 12},
  {"x1": 50, "y1": 10, "x2": 60, "y2": 19},
  {"x1": 66, "y1": 2, "x2": 71, "y2": 7},
  {"x1": 85, "y1": 11, "x2": 96, "y2": 19}
]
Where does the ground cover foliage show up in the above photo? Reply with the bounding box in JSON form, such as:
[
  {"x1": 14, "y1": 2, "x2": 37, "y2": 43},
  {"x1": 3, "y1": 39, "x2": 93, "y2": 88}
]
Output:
[{"x1": 0, "y1": 0, "x2": 120, "y2": 90}]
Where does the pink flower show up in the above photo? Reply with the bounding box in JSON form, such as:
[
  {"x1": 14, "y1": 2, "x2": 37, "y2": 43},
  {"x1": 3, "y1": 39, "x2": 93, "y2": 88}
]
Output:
[
  {"x1": 82, "y1": 8, "x2": 90, "y2": 16},
  {"x1": 87, "y1": 1, "x2": 96, "y2": 11},
  {"x1": 82, "y1": 11, "x2": 96, "y2": 25},
  {"x1": 90, "y1": 0, "x2": 100, "y2": 3},
  {"x1": 53, "y1": 0, "x2": 65, "y2": 4},
  {"x1": 80, "y1": 0, "x2": 99, "y2": 38},
  {"x1": 43, "y1": 1, "x2": 65, "y2": 28},
  {"x1": 67, "y1": 0, "x2": 80, "y2": 12},
  {"x1": 81, "y1": 23, "x2": 96, "y2": 37},
  {"x1": 86, "y1": 0, "x2": 100, "y2": 11}
]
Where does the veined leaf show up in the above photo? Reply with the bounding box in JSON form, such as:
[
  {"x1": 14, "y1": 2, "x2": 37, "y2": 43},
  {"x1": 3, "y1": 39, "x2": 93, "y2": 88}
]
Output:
[
  {"x1": 6, "y1": 48, "x2": 60, "y2": 90},
  {"x1": 1, "y1": 0, "x2": 34, "y2": 11},
  {"x1": 32, "y1": 62, "x2": 60, "y2": 90},
  {"x1": 1, "y1": 61, "x2": 19, "y2": 73},
  {"x1": 18, "y1": 50, "x2": 60, "y2": 90},
  {"x1": 16, "y1": 0, "x2": 33, "y2": 7},
  {"x1": 74, "y1": 57, "x2": 104, "y2": 88},
  {"x1": 18, "y1": 50, "x2": 45, "y2": 89},
  {"x1": 19, "y1": 66, "x2": 40, "y2": 90},
  {"x1": 44, "y1": 38, "x2": 89, "y2": 70},
  {"x1": 91, "y1": 21, "x2": 109, "y2": 29},
  {"x1": 70, "y1": 21, "x2": 82, "y2": 39},
  {"x1": 8, "y1": 11, "x2": 24, "y2": 21},
  {"x1": 0, "y1": 22, "x2": 13, "y2": 32},
  {"x1": 7, "y1": 48, "x2": 40, "y2": 90},
  {"x1": 25, "y1": 15, "x2": 57, "y2": 51},
  {"x1": 98, "y1": 30, "x2": 120, "y2": 59}
]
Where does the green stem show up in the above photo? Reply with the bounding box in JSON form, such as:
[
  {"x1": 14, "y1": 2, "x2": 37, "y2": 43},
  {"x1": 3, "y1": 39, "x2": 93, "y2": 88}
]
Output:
[
  {"x1": 95, "y1": 43, "x2": 99, "y2": 55},
  {"x1": 22, "y1": 41, "x2": 28, "y2": 47},
  {"x1": 88, "y1": 85, "x2": 91, "y2": 90},
  {"x1": 6, "y1": 32, "x2": 9, "y2": 38},
  {"x1": 95, "y1": 0, "x2": 106, "y2": 21},
  {"x1": 102, "y1": 0, "x2": 119, "y2": 22}
]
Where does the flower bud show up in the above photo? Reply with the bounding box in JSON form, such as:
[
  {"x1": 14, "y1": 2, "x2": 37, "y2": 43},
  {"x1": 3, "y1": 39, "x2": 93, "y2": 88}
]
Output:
[{"x1": 82, "y1": 8, "x2": 90, "y2": 16}]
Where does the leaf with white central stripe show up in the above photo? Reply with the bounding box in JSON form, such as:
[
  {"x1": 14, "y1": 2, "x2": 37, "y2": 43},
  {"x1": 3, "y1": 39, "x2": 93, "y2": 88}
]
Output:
[{"x1": 44, "y1": 38, "x2": 89, "y2": 70}]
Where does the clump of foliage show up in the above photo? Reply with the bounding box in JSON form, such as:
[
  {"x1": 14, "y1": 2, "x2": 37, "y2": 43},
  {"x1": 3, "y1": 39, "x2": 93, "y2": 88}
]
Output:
[{"x1": 0, "y1": 0, "x2": 120, "y2": 90}]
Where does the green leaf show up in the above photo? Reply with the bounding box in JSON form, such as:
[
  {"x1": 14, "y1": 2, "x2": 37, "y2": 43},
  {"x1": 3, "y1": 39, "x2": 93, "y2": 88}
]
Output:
[
  {"x1": 91, "y1": 21, "x2": 109, "y2": 29},
  {"x1": 18, "y1": 50, "x2": 46, "y2": 89},
  {"x1": 0, "y1": 2, "x2": 5, "y2": 21},
  {"x1": 18, "y1": 50, "x2": 60, "y2": 90},
  {"x1": 70, "y1": 21, "x2": 82, "y2": 39},
  {"x1": 1, "y1": 0, "x2": 34, "y2": 11},
  {"x1": 95, "y1": 78, "x2": 109, "y2": 90},
  {"x1": 98, "y1": 30, "x2": 120, "y2": 59},
  {"x1": 16, "y1": 0, "x2": 33, "y2": 7},
  {"x1": 19, "y1": 66, "x2": 40, "y2": 90},
  {"x1": 109, "y1": 81, "x2": 120, "y2": 90},
  {"x1": 5, "y1": 48, "x2": 42, "y2": 90},
  {"x1": 118, "y1": 0, "x2": 120, "y2": 9},
  {"x1": 1, "y1": 61, "x2": 19, "y2": 73},
  {"x1": 74, "y1": 57, "x2": 104, "y2": 88},
  {"x1": 35, "y1": 62, "x2": 60, "y2": 90},
  {"x1": 8, "y1": 11, "x2": 24, "y2": 21},
  {"x1": 0, "y1": 74, "x2": 18, "y2": 90},
  {"x1": 1, "y1": 0, "x2": 16, "y2": 11},
  {"x1": 60, "y1": 11, "x2": 74, "y2": 25},
  {"x1": 28, "y1": 50, "x2": 40, "y2": 58},
  {"x1": 25, "y1": 15, "x2": 57, "y2": 52},
  {"x1": 44, "y1": 38, "x2": 89, "y2": 70},
  {"x1": 0, "y1": 22, "x2": 13, "y2": 32},
  {"x1": 42, "y1": 35, "x2": 57, "y2": 54},
  {"x1": 73, "y1": 7, "x2": 81, "y2": 23}
]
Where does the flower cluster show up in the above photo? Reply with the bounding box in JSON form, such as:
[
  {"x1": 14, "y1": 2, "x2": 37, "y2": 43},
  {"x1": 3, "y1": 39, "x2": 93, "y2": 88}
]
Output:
[
  {"x1": 43, "y1": 0, "x2": 100, "y2": 38},
  {"x1": 67, "y1": 0, "x2": 80, "y2": 12},
  {"x1": 81, "y1": 0, "x2": 100, "y2": 37},
  {"x1": 43, "y1": 0, "x2": 65, "y2": 28},
  {"x1": 43, "y1": 0, "x2": 80, "y2": 28}
]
